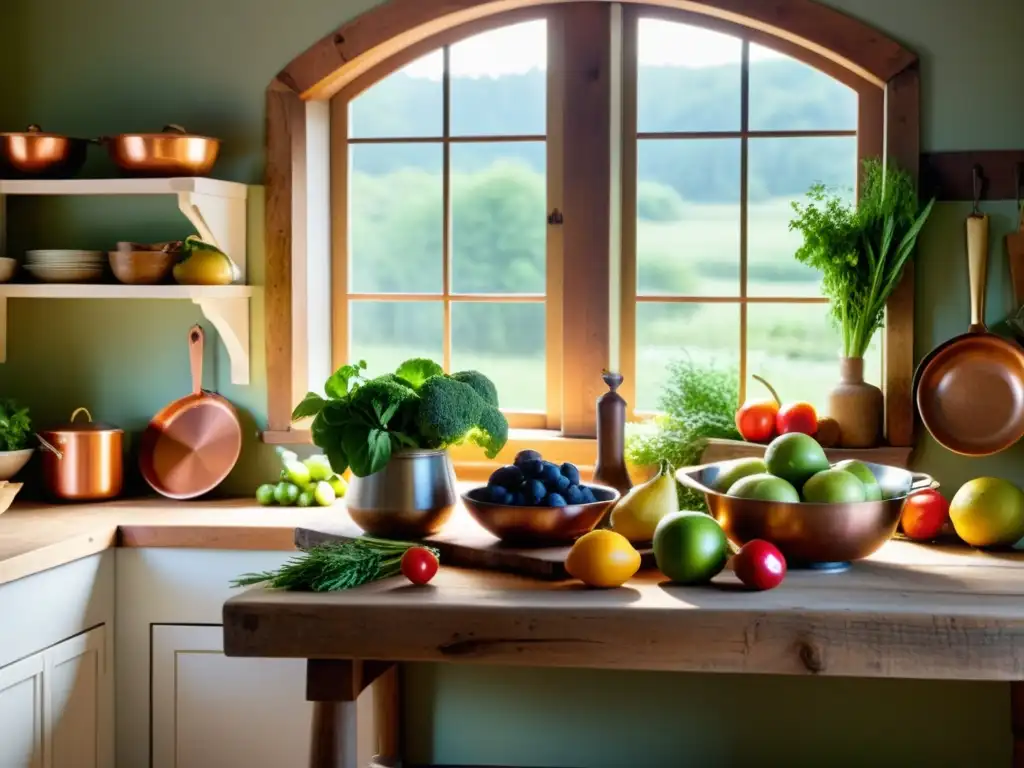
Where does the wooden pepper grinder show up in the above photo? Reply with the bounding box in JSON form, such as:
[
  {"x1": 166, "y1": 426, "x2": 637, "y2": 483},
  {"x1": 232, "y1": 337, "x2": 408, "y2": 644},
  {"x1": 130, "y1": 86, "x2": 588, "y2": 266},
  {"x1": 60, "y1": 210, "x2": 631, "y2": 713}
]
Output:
[{"x1": 593, "y1": 370, "x2": 633, "y2": 496}]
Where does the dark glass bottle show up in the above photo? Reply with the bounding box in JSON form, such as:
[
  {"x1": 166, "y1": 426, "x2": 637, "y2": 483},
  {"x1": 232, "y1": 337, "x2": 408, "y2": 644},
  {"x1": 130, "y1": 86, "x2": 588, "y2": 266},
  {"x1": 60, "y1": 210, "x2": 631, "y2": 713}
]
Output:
[{"x1": 593, "y1": 370, "x2": 633, "y2": 496}]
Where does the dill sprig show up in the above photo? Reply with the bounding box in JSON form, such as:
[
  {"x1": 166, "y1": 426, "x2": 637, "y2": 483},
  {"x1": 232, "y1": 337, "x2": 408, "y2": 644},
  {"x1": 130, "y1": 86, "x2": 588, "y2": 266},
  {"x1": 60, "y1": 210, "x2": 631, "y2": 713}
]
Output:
[{"x1": 231, "y1": 536, "x2": 439, "y2": 592}]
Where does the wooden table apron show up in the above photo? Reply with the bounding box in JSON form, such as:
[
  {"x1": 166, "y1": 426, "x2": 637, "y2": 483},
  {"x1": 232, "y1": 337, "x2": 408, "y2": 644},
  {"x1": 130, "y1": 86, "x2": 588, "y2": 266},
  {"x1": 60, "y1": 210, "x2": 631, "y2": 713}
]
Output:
[{"x1": 222, "y1": 543, "x2": 1024, "y2": 767}]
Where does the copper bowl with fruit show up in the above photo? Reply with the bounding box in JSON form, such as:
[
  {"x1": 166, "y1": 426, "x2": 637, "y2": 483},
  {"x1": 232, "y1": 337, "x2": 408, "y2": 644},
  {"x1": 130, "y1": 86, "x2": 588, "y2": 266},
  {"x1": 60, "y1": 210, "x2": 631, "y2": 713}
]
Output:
[
  {"x1": 462, "y1": 452, "x2": 619, "y2": 545},
  {"x1": 462, "y1": 484, "x2": 619, "y2": 545}
]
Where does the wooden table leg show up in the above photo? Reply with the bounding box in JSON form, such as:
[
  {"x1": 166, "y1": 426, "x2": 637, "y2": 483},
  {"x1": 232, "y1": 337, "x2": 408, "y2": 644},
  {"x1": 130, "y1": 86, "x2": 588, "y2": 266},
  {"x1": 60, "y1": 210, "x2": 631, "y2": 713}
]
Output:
[
  {"x1": 371, "y1": 665, "x2": 401, "y2": 767},
  {"x1": 1013, "y1": 681, "x2": 1024, "y2": 768},
  {"x1": 307, "y1": 659, "x2": 395, "y2": 768}
]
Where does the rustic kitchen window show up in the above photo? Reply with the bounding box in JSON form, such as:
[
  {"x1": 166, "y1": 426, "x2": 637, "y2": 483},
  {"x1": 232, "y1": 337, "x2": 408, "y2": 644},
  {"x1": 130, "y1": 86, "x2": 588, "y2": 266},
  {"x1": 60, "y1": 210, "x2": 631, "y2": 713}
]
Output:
[{"x1": 264, "y1": 0, "x2": 919, "y2": 466}]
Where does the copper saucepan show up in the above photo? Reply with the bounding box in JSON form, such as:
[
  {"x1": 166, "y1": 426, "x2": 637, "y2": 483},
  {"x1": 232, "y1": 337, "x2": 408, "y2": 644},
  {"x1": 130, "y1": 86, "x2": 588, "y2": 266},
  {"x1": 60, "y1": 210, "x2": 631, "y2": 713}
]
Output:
[
  {"x1": 37, "y1": 407, "x2": 124, "y2": 501},
  {"x1": 100, "y1": 124, "x2": 220, "y2": 177},
  {"x1": 139, "y1": 325, "x2": 242, "y2": 499},
  {"x1": 915, "y1": 210, "x2": 1024, "y2": 456},
  {"x1": 0, "y1": 125, "x2": 89, "y2": 178}
]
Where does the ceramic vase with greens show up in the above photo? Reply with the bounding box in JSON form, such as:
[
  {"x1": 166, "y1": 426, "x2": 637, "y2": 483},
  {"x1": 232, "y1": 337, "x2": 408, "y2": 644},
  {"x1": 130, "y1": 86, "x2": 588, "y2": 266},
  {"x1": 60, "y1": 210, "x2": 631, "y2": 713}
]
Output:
[
  {"x1": 789, "y1": 159, "x2": 934, "y2": 447},
  {"x1": 292, "y1": 358, "x2": 508, "y2": 538}
]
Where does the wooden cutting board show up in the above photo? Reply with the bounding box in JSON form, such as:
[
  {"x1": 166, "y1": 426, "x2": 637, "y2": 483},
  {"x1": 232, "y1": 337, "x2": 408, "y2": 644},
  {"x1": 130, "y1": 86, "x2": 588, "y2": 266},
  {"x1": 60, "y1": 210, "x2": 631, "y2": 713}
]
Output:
[{"x1": 296, "y1": 509, "x2": 655, "y2": 581}]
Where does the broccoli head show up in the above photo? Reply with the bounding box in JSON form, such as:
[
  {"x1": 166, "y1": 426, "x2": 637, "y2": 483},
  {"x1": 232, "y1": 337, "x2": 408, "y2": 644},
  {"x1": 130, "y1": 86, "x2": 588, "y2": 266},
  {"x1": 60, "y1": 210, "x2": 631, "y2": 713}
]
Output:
[
  {"x1": 450, "y1": 370, "x2": 499, "y2": 407},
  {"x1": 349, "y1": 375, "x2": 419, "y2": 431},
  {"x1": 416, "y1": 375, "x2": 508, "y2": 458}
]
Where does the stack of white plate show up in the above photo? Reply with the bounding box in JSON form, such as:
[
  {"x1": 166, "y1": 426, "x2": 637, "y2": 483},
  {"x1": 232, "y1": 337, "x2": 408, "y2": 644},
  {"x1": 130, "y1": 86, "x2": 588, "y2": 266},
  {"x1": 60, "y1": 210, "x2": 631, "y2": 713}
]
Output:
[{"x1": 24, "y1": 250, "x2": 106, "y2": 283}]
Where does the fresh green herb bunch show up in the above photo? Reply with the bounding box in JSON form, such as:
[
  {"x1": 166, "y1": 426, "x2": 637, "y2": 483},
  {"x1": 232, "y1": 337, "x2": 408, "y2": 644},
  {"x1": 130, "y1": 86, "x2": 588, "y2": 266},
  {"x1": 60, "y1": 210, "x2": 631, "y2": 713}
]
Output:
[
  {"x1": 231, "y1": 537, "x2": 439, "y2": 592},
  {"x1": 292, "y1": 358, "x2": 508, "y2": 478},
  {"x1": 789, "y1": 158, "x2": 935, "y2": 359},
  {"x1": 625, "y1": 358, "x2": 740, "y2": 511},
  {"x1": 0, "y1": 398, "x2": 32, "y2": 452}
]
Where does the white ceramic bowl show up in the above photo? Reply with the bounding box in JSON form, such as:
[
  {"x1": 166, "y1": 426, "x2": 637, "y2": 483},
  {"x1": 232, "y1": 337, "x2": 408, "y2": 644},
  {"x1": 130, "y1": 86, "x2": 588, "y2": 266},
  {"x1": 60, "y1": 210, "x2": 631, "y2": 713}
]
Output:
[
  {"x1": 0, "y1": 258, "x2": 16, "y2": 283},
  {"x1": 0, "y1": 449, "x2": 33, "y2": 481},
  {"x1": 24, "y1": 264, "x2": 104, "y2": 283}
]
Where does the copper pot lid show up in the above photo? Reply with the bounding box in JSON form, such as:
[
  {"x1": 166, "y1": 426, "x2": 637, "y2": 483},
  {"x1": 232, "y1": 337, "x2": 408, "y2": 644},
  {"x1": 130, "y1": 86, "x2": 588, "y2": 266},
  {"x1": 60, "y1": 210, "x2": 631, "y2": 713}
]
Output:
[
  {"x1": 107, "y1": 124, "x2": 218, "y2": 141},
  {"x1": 43, "y1": 407, "x2": 124, "y2": 434},
  {"x1": 0, "y1": 124, "x2": 71, "y2": 139}
]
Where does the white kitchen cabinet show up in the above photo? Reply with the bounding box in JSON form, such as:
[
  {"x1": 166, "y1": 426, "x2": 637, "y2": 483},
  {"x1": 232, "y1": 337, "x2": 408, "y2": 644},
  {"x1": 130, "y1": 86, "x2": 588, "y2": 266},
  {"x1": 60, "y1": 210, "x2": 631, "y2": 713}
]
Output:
[
  {"x1": 152, "y1": 625, "x2": 315, "y2": 768},
  {"x1": 0, "y1": 652, "x2": 44, "y2": 768},
  {"x1": 119, "y1": 549, "x2": 376, "y2": 768},
  {"x1": 0, "y1": 626, "x2": 112, "y2": 768}
]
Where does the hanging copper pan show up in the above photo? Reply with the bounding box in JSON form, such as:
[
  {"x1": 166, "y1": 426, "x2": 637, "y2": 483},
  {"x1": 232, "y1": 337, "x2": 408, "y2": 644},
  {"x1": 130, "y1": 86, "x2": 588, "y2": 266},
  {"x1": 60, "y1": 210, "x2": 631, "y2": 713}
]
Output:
[
  {"x1": 915, "y1": 210, "x2": 1024, "y2": 456},
  {"x1": 140, "y1": 325, "x2": 242, "y2": 498}
]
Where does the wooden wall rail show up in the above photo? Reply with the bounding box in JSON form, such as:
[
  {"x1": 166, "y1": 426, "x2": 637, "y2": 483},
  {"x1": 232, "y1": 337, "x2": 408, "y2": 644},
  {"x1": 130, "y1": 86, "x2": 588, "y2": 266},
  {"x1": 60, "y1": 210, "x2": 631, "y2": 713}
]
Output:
[{"x1": 921, "y1": 150, "x2": 1024, "y2": 202}]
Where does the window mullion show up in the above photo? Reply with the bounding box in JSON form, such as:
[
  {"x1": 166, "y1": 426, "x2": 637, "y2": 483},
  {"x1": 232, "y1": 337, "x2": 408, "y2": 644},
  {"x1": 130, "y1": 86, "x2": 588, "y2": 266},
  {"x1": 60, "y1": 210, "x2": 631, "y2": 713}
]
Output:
[
  {"x1": 739, "y1": 39, "x2": 750, "y2": 404},
  {"x1": 618, "y1": 6, "x2": 639, "y2": 420},
  {"x1": 441, "y1": 45, "x2": 452, "y2": 374},
  {"x1": 558, "y1": 2, "x2": 615, "y2": 438}
]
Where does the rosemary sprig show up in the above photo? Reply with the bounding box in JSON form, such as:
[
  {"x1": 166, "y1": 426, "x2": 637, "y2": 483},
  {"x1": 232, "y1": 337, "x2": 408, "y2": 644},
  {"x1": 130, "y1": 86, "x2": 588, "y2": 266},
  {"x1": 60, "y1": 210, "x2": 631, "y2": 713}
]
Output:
[{"x1": 231, "y1": 536, "x2": 439, "y2": 592}]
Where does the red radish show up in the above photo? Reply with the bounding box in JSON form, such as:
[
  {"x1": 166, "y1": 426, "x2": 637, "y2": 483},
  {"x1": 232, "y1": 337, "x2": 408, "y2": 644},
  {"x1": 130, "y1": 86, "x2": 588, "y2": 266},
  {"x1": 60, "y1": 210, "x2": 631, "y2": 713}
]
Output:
[
  {"x1": 401, "y1": 546, "x2": 439, "y2": 585},
  {"x1": 900, "y1": 489, "x2": 949, "y2": 541},
  {"x1": 733, "y1": 540, "x2": 786, "y2": 591}
]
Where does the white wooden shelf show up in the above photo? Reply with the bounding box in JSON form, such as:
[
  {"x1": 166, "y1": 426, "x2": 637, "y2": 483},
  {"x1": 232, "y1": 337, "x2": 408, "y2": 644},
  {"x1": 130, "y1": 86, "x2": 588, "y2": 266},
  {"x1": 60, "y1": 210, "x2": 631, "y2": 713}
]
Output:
[
  {"x1": 0, "y1": 283, "x2": 252, "y2": 299},
  {"x1": 0, "y1": 177, "x2": 253, "y2": 385},
  {"x1": 0, "y1": 177, "x2": 247, "y2": 198}
]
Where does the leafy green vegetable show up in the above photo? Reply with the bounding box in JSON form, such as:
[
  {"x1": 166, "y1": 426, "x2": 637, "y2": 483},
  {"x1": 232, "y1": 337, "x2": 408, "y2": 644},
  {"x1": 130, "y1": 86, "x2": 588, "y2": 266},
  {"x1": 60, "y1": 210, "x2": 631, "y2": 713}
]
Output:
[
  {"x1": 231, "y1": 537, "x2": 439, "y2": 591},
  {"x1": 293, "y1": 358, "x2": 508, "y2": 477},
  {"x1": 395, "y1": 358, "x2": 444, "y2": 390},
  {"x1": 0, "y1": 398, "x2": 32, "y2": 452},
  {"x1": 789, "y1": 158, "x2": 935, "y2": 358},
  {"x1": 625, "y1": 358, "x2": 740, "y2": 511}
]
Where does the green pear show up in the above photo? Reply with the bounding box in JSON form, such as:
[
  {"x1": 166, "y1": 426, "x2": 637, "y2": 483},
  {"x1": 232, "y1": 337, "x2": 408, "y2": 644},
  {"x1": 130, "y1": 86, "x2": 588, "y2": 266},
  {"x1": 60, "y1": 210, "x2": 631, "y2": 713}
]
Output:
[{"x1": 610, "y1": 460, "x2": 679, "y2": 543}]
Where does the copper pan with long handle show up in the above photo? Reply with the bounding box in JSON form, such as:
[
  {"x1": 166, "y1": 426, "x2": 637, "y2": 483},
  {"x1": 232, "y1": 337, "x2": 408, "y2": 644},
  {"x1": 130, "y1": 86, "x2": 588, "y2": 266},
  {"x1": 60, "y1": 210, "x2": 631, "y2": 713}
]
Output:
[
  {"x1": 139, "y1": 325, "x2": 242, "y2": 498},
  {"x1": 915, "y1": 210, "x2": 1024, "y2": 456}
]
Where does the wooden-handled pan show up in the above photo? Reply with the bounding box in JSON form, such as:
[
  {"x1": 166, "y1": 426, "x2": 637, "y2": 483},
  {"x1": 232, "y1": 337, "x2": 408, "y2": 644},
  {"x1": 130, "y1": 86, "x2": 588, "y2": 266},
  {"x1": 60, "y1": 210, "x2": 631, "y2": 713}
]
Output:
[
  {"x1": 915, "y1": 206, "x2": 1024, "y2": 456},
  {"x1": 140, "y1": 325, "x2": 242, "y2": 498}
]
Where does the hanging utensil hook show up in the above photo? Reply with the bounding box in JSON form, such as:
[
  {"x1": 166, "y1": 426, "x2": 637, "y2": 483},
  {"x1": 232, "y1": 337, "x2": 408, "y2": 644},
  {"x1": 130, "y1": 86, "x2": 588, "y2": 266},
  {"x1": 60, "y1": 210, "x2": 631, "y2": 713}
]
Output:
[
  {"x1": 1015, "y1": 162, "x2": 1023, "y2": 215},
  {"x1": 972, "y1": 164, "x2": 985, "y2": 215}
]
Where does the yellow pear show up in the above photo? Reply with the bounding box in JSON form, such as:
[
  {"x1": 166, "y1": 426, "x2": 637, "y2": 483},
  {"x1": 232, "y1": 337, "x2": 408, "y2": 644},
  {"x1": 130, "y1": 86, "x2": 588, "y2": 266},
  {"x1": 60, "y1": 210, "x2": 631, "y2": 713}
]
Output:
[{"x1": 610, "y1": 459, "x2": 679, "y2": 543}]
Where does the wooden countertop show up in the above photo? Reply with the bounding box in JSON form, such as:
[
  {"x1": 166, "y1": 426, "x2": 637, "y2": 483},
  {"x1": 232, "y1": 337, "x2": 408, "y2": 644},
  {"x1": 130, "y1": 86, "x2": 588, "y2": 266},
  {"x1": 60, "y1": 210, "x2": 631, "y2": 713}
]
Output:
[
  {"x1": 0, "y1": 498, "x2": 341, "y2": 586},
  {"x1": 224, "y1": 540, "x2": 1024, "y2": 682}
]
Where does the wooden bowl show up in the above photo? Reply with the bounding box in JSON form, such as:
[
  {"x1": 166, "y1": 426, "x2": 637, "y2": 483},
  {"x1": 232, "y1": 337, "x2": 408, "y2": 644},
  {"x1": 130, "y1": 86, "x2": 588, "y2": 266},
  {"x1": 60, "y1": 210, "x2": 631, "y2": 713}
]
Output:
[
  {"x1": 461, "y1": 484, "x2": 620, "y2": 545},
  {"x1": 108, "y1": 250, "x2": 177, "y2": 285},
  {"x1": 0, "y1": 257, "x2": 16, "y2": 283}
]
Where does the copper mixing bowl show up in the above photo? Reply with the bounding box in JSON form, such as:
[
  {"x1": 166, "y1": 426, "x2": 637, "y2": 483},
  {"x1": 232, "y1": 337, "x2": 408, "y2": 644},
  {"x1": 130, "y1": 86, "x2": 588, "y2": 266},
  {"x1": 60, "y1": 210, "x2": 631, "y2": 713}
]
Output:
[
  {"x1": 462, "y1": 484, "x2": 620, "y2": 545},
  {"x1": 0, "y1": 125, "x2": 88, "y2": 178},
  {"x1": 102, "y1": 124, "x2": 219, "y2": 176},
  {"x1": 677, "y1": 462, "x2": 935, "y2": 568}
]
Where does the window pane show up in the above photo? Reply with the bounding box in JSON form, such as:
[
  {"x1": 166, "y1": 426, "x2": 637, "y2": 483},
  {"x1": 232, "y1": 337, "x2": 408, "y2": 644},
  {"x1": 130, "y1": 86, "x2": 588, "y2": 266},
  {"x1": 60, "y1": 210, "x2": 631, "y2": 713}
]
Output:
[
  {"x1": 747, "y1": 136, "x2": 856, "y2": 297},
  {"x1": 349, "y1": 51, "x2": 443, "y2": 139},
  {"x1": 450, "y1": 21, "x2": 546, "y2": 137},
  {"x1": 349, "y1": 144, "x2": 443, "y2": 293},
  {"x1": 451, "y1": 142, "x2": 546, "y2": 295},
  {"x1": 349, "y1": 301, "x2": 443, "y2": 376},
  {"x1": 747, "y1": 303, "x2": 881, "y2": 412},
  {"x1": 637, "y1": 139, "x2": 740, "y2": 297},
  {"x1": 452, "y1": 302, "x2": 545, "y2": 412},
  {"x1": 637, "y1": 19, "x2": 741, "y2": 133},
  {"x1": 749, "y1": 44, "x2": 856, "y2": 131},
  {"x1": 635, "y1": 302, "x2": 740, "y2": 411}
]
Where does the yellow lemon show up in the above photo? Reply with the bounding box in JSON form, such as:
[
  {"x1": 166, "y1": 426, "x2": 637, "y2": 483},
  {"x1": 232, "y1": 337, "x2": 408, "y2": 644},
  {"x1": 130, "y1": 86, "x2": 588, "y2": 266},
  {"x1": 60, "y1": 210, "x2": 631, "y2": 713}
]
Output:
[{"x1": 565, "y1": 529, "x2": 641, "y2": 588}]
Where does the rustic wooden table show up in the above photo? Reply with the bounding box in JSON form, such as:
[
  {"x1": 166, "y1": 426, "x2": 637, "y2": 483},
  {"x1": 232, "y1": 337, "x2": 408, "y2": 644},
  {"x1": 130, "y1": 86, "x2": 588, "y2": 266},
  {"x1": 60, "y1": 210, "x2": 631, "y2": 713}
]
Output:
[{"x1": 223, "y1": 540, "x2": 1024, "y2": 768}]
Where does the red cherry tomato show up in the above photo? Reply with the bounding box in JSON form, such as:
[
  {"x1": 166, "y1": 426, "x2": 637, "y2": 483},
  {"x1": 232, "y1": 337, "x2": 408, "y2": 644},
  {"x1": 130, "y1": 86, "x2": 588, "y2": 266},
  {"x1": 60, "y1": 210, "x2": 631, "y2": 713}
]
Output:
[
  {"x1": 776, "y1": 402, "x2": 818, "y2": 436},
  {"x1": 401, "y1": 547, "x2": 439, "y2": 585},
  {"x1": 733, "y1": 540, "x2": 787, "y2": 591},
  {"x1": 900, "y1": 489, "x2": 949, "y2": 541},
  {"x1": 735, "y1": 400, "x2": 779, "y2": 443}
]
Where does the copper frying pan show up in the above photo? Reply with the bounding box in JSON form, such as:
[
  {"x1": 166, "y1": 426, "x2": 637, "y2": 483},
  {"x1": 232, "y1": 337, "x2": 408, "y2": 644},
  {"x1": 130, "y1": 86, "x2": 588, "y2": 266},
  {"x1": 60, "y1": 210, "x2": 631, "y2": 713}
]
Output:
[
  {"x1": 140, "y1": 325, "x2": 242, "y2": 498},
  {"x1": 915, "y1": 211, "x2": 1024, "y2": 456}
]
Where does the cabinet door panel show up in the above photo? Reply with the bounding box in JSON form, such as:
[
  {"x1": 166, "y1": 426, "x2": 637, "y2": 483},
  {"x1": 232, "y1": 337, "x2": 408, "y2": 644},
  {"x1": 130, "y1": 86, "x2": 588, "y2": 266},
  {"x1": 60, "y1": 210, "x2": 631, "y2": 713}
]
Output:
[
  {"x1": 48, "y1": 628, "x2": 108, "y2": 768},
  {"x1": 0, "y1": 653, "x2": 45, "y2": 768},
  {"x1": 153, "y1": 625, "x2": 367, "y2": 768}
]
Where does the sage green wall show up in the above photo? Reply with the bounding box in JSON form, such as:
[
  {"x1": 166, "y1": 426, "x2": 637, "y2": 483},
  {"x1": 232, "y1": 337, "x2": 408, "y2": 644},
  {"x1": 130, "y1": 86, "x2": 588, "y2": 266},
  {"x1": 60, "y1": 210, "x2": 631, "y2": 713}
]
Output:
[{"x1": 1, "y1": 0, "x2": 1021, "y2": 765}]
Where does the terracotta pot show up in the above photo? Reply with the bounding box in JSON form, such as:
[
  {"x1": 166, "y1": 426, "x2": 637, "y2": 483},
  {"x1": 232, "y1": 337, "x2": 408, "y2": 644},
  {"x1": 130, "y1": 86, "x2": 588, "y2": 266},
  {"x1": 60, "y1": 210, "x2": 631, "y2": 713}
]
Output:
[{"x1": 828, "y1": 357, "x2": 883, "y2": 448}]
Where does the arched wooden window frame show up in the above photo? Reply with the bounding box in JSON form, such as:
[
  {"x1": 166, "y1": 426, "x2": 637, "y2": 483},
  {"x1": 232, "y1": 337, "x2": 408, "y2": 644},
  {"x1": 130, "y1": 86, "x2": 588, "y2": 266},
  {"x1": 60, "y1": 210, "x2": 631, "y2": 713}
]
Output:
[{"x1": 263, "y1": 0, "x2": 919, "y2": 471}]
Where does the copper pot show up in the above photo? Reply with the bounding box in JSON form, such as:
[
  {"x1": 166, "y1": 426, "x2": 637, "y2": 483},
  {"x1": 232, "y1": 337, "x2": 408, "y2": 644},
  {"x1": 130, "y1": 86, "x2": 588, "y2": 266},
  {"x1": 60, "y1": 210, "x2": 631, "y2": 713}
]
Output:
[
  {"x1": 37, "y1": 407, "x2": 123, "y2": 501},
  {"x1": 0, "y1": 125, "x2": 89, "y2": 178},
  {"x1": 101, "y1": 124, "x2": 219, "y2": 176}
]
